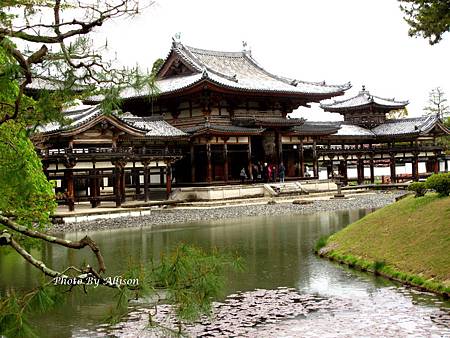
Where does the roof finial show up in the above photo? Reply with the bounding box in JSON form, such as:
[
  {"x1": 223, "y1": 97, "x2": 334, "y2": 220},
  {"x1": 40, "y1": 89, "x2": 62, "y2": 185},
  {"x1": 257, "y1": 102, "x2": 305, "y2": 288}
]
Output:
[
  {"x1": 172, "y1": 32, "x2": 181, "y2": 46},
  {"x1": 362, "y1": 85, "x2": 366, "y2": 91},
  {"x1": 242, "y1": 41, "x2": 252, "y2": 56}
]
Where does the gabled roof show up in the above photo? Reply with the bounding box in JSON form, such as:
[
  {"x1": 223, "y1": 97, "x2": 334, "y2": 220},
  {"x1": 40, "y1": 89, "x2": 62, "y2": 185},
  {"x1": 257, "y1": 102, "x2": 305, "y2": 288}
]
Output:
[
  {"x1": 321, "y1": 86, "x2": 408, "y2": 112},
  {"x1": 85, "y1": 41, "x2": 350, "y2": 103},
  {"x1": 37, "y1": 104, "x2": 187, "y2": 138}
]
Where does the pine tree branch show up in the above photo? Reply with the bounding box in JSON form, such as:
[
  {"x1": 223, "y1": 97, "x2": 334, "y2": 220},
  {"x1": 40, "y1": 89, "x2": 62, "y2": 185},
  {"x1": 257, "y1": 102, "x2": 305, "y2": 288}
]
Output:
[
  {"x1": 0, "y1": 231, "x2": 62, "y2": 278},
  {"x1": 0, "y1": 230, "x2": 120, "y2": 289},
  {"x1": 0, "y1": 215, "x2": 106, "y2": 273}
]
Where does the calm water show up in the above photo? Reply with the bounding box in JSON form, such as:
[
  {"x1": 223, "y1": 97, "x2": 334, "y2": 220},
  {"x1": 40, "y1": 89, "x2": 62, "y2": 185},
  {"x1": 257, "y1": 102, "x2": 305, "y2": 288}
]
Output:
[{"x1": 0, "y1": 209, "x2": 448, "y2": 337}]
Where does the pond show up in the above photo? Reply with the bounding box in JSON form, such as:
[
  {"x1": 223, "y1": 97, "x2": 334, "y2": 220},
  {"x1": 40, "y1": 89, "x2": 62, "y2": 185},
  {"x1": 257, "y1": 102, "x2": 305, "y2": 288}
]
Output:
[{"x1": 0, "y1": 208, "x2": 448, "y2": 337}]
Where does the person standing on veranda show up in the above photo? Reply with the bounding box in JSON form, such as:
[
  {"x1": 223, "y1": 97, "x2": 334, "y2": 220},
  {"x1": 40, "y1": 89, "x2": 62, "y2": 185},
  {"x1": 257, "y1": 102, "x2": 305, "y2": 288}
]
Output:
[{"x1": 279, "y1": 162, "x2": 286, "y2": 183}]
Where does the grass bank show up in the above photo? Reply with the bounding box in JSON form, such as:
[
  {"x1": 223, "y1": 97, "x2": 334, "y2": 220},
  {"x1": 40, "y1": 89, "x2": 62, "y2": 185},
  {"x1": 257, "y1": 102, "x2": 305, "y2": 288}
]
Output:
[{"x1": 317, "y1": 193, "x2": 450, "y2": 297}]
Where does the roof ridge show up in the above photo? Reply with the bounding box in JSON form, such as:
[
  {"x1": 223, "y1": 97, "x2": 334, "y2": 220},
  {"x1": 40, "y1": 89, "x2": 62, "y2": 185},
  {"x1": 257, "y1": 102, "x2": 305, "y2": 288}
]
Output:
[
  {"x1": 182, "y1": 42, "x2": 350, "y2": 91},
  {"x1": 174, "y1": 44, "x2": 204, "y2": 72},
  {"x1": 296, "y1": 79, "x2": 351, "y2": 90},
  {"x1": 321, "y1": 90, "x2": 408, "y2": 109},
  {"x1": 242, "y1": 53, "x2": 296, "y2": 86},
  {"x1": 384, "y1": 116, "x2": 427, "y2": 123},
  {"x1": 178, "y1": 43, "x2": 239, "y2": 82},
  {"x1": 320, "y1": 93, "x2": 358, "y2": 107},
  {"x1": 243, "y1": 52, "x2": 350, "y2": 90},
  {"x1": 371, "y1": 94, "x2": 409, "y2": 104},
  {"x1": 184, "y1": 44, "x2": 245, "y2": 58}
]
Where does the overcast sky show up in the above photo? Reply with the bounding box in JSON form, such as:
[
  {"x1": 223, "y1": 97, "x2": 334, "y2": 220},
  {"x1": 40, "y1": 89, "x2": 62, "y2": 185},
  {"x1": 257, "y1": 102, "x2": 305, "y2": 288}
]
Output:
[{"x1": 97, "y1": 0, "x2": 450, "y2": 121}]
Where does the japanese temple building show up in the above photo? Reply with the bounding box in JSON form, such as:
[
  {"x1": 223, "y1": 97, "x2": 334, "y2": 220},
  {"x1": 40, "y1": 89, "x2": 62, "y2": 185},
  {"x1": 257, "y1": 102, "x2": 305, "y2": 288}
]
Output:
[{"x1": 35, "y1": 41, "x2": 450, "y2": 209}]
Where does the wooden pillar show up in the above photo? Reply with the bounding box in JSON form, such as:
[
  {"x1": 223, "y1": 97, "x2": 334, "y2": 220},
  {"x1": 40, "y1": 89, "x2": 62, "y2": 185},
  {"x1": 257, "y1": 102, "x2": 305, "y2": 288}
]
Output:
[
  {"x1": 96, "y1": 170, "x2": 101, "y2": 206},
  {"x1": 298, "y1": 140, "x2": 304, "y2": 177},
  {"x1": 89, "y1": 169, "x2": 100, "y2": 208},
  {"x1": 166, "y1": 162, "x2": 172, "y2": 199},
  {"x1": 190, "y1": 143, "x2": 196, "y2": 183},
  {"x1": 206, "y1": 142, "x2": 212, "y2": 184},
  {"x1": 142, "y1": 161, "x2": 150, "y2": 202},
  {"x1": 64, "y1": 170, "x2": 75, "y2": 211},
  {"x1": 326, "y1": 160, "x2": 333, "y2": 179},
  {"x1": 159, "y1": 167, "x2": 164, "y2": 185},
  {"x1": 433, "y1": 154, "x2": 439, "y2": 174},
  {"x1": 277, "y1": 131, "x2": 283, "y2": 164},
  {"x1": 312, "y1": 140, "x2": 318, "y2": 178},
  {"x1": 223, "y1": 142, "x2": 229, "y2": 183},
  {"x1": 134, "y1": 166, "x2": 141, "y2": 196},
  {"x1": 356, "y1": 156, "x2": 364, "y2": 185},
  {"x1": 390, "y1": 153, "x2": 396, "y2": 183},
  {"x1": 412, "y1": 153, "x2": 419, "y2": 181},
  {"x1": 369, "y1": 157, "x2": 375, "y2": 184},
  {"x1": 247, "y1": 137, "x2": 253, "y2": 181},
  {"x1": 341, "y1": 157, "x2": 348, "y2": 185},
  {"x1": 114, "y1": 161, "x2": 125, "y2": 207},
  {"x1": 445, "y1": 156, "x2": 449, "y2": 173},
  {"x1": 121, "y1": 168, "x2": 126, "y2": 203}
]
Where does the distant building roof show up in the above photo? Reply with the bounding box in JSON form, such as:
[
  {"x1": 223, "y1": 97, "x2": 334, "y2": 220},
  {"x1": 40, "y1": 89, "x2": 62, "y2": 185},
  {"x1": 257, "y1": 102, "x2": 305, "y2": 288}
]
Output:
[
  {"x1": 372, "y1": 114, "x2": 449, "y2": 137},
  {"x1": 312, "y1": 114, "x2": 449, "y2": 139},
  {"x1": 320, "y1": 86, "x2": 408, "y2": 112}
]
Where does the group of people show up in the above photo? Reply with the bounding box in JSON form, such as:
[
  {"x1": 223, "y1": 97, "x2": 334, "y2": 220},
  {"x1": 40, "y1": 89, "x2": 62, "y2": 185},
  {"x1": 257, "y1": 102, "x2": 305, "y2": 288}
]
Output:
[{"x1": 240, "y1": 162, "x2": 286, "y2": 183}]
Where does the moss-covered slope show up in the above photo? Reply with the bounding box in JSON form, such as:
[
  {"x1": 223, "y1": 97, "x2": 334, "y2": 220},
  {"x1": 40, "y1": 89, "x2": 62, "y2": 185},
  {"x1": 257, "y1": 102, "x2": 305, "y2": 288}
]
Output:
[{"x1": 320, "y1": 194, "x2": 450, "y2": 294}]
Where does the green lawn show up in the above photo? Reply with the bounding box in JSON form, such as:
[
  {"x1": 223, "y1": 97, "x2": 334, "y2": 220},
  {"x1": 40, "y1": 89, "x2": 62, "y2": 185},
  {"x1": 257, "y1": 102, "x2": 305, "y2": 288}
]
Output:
[{"x1": 321, "y1": 194, "x2": 450, "y2": 293}]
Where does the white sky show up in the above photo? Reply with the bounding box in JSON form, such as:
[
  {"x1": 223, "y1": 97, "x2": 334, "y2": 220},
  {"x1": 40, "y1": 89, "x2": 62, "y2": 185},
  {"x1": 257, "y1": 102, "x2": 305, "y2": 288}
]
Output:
[{"x1": 96, "y1": 0, "x2": 450, "y2": 121}]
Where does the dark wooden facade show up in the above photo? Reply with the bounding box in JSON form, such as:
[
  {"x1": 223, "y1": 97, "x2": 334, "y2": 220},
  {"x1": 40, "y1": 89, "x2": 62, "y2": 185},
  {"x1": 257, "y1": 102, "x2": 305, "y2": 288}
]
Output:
[{"x1": 35, "y1": 105, "x2": 186, "y2": 210}]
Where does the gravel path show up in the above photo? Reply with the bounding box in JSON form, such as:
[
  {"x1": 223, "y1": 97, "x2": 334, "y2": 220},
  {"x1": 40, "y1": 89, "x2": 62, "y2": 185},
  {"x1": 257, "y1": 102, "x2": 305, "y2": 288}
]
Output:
[{"x1": 52, "y1": 191, "x2": 406, "y2": 233}]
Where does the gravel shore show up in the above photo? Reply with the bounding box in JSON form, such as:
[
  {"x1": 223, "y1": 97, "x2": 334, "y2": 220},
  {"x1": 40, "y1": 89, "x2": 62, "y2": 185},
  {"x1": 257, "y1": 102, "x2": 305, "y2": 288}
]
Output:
[{"x1": 52, "y1": 191, "x2": 406, "y2": 233}]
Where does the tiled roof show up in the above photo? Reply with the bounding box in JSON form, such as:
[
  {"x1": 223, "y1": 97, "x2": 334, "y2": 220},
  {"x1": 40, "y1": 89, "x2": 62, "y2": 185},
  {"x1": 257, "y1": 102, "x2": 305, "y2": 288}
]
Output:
[
  {"x1": 290, "y1": 121, "x2": 341, "y2": 135},
  {"x1": 232, "y1": 116, "x2": 305, "y2": 127},
  {"x1": 288, "y1": 115, "x2": 449, "y2": 138},
  {"x1": 372, "y1": 115, "x2": 447, "y2": 137},
  {"x1": 177, "y1": 43, "x2": 351, "y2": 95},
  {"x1": 334, "y1": 123, "x2": 375, "y2": 138},
  {"x1": 118, "y1": 113, "x2": 187, "y2": 137},
  {"x1": 106, "y1": 41, "x2": 351, "y2": 100},
  {"x1": 37, "y1": 104, "x2": 186, "y2": 137},
  {"x1": 321, "y1": 87, "x2": 408, "y2": 112},
  {"x1": 25, "y1": 77, "x2": 86, "y2": 92},
  {"x1": 183, "y1": 123, "x2": 264, "y2": 136}
]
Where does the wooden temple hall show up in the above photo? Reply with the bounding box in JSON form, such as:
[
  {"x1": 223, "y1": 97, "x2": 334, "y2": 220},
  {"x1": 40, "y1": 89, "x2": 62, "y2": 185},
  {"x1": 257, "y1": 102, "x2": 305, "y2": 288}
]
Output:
[{"x1": 35, "y1": 41, "x2": 450, "y2": 209}]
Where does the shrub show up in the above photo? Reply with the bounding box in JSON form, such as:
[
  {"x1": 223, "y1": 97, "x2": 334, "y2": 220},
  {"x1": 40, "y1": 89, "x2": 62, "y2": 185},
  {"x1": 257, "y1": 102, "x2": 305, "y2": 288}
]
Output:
[
  {"x1": 314, "y1": 236, "x2": 329, "y2": 253},
  {"x1": 426, "y1": 173, "x2": 450, "y2": 197},
  {"x1": 408, "y1": 182, "x2": 427, "y2": 197},
  {"x1": 372, "y1": 260, "x2": 386, "y2": 273}
]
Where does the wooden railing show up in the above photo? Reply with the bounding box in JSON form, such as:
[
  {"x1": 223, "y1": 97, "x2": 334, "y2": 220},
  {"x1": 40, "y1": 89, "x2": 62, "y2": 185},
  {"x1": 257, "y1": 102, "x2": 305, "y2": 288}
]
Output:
[
  {"x1": 317, "y1": 145, "x2": 442, "y2": 155},
  {"x1": 41, "y1": 147, "x2": 183, "y2": 158}
]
